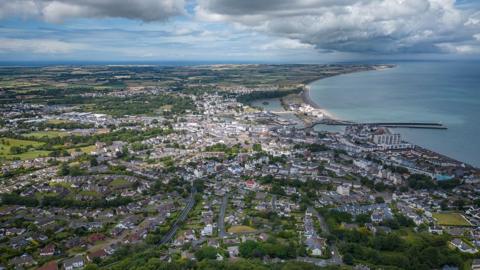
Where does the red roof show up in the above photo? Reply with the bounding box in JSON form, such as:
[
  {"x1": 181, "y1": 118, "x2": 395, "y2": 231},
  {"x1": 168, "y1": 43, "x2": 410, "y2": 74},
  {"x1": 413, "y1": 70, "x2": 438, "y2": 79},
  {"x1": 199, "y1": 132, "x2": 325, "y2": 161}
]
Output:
[
  {"x1": 87, "y1": 233, "x2": 106, "y2": 243},
  {"x1": 87, "y1": 249, "x2": 107, "y2": 261}
]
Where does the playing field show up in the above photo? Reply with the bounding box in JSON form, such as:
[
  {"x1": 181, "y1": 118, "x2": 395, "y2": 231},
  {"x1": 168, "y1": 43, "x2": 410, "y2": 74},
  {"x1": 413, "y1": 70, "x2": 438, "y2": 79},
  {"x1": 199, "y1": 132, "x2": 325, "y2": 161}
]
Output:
[
  {"x1": 432, "y1": 212, "x2": 471, "y2": 226},
  {"x1": 227, "y1": 225, "x2": 256, "y2": 234}
]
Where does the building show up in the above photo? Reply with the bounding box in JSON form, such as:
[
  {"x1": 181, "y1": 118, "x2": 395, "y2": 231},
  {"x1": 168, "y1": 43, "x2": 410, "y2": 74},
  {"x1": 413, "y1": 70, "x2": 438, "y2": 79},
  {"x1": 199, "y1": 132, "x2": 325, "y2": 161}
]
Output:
[
  {"x1": 336, "y1": 184, "x2": 351, "y2": 196},
  {"x1": 63, "y1": 256, "x2": 84, "y2": 270}
]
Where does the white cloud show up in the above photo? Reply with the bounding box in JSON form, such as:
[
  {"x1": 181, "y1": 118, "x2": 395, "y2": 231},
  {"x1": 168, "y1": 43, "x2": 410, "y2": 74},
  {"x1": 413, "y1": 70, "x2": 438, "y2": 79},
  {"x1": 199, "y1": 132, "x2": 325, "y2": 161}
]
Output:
[
  {"x1": 0, "y1": 0, "x2": 185, "y2": 22},
  {"x1": 0, "y1": 38, "x2": 85, "y2": 54},
  {"x1": 197, "y1": 0, "x2": 480, "y2": 54},
  {"x1": 259, "y1": 39, "x2": 314, "y2": 50}
]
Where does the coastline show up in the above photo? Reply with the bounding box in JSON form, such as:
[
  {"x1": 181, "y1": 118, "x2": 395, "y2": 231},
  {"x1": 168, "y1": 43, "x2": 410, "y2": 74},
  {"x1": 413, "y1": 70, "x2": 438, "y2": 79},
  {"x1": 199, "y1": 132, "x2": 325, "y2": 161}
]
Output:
[
  {"x1": 300, "y1": 65, "x2": 395, "y2": 122},
  {"x1": 301, "y1": 85, "x2": 337, "y2": 120}
]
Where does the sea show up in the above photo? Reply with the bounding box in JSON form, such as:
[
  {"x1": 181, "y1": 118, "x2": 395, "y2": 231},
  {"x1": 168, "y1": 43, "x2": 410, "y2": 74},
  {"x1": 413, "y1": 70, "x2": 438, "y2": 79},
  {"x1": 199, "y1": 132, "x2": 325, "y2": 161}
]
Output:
[{"x1": 308, "y1": 61, "x2": 480, "y2": 168}]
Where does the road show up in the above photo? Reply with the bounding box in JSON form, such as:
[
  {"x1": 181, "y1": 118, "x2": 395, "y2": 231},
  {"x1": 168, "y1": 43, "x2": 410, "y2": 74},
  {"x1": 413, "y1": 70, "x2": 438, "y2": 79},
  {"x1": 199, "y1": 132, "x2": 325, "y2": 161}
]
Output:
[
  {"x1": 159, "y1": 186, "x2": 197, "y2": 245},
  {"x1": 218, "y1": 194, "x2": 228, "y2": 238},
  {"x1": 308, "y1": 206, "x2": 342, "y2": 265},
  {"x1": 272, "y1": 194, "x2": 277, "y2": 212}
]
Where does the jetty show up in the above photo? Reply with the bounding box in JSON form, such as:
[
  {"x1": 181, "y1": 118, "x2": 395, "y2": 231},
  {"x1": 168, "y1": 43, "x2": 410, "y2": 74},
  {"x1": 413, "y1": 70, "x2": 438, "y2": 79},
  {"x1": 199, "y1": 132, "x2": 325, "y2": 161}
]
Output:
[{"x1": 302, "y1": 120, "x2": 447, "y2": 130}]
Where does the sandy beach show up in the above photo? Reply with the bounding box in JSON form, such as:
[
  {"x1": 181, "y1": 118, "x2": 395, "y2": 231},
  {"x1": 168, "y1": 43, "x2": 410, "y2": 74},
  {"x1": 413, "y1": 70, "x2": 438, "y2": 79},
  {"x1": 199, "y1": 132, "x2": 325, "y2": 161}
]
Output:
[{"x1": 301, "y1": 84, "x2": 337, "y2": 120}]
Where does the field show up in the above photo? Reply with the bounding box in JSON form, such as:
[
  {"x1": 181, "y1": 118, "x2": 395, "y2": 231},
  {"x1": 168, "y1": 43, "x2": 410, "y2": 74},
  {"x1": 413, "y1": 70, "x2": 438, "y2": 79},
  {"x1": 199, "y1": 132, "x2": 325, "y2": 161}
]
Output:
[
  {"x1": 25, "y1": 130, "x2": 69, "y2": 138},
  {"x1": 227, "y1": 225, "x2": 256, "y2": 234},
  {"x1": 432, "y1": 212, "x2": 472, "y2": 226},
  {"x1": 67, "y1": 145, "x2": 96, "y2": 155},
  {"x1": 0, "y1": 138, "x2": 49, "y2": 160},
  {"x1": 109, "y1": 178, "x2": 131, "y2": 188}
]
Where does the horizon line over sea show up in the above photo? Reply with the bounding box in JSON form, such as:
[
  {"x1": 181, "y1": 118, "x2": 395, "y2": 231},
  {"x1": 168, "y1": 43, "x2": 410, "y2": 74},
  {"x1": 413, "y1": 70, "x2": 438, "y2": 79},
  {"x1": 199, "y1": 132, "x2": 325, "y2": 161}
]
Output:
[{"x1": 308, "y1": 60, "x2": 480, "y2": 168}]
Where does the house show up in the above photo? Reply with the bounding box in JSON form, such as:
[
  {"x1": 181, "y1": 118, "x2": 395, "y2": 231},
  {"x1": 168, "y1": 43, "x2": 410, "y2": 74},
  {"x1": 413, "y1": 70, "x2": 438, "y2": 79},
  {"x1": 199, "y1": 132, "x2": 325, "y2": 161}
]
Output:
[
  {"x1": 471, "y1": 259, "x2": 480, "y2": 270},
  {"x1": 9, "y1": 254, "x2": 36, "y2": 268},
  {"x1": 450, "y1": 238, "x2": 478, "y2": 254},
  {"x1": 87, "y1": 233, "x2": 106, "y2": 244},
  {"x1": 87, "y1": 249, "x2": 107, "y2": 262},
  {"x1": 36, "y1": 261, "x2": 58, "y2": 270},
  {"x1": 207, "y1": 239, "x2": 220, "y2": 248},
  {"x1": 201, "y1": 224, "x2": 213, "y2": 236},
  {"x1": 245, "y1": 179, "x2": 258, "y2": 190},
  {"x1": 63, "y1": 255, "x2": 84, "y2": 270},
  {"x1": 227, "y1": 246, "x2": 239, "y2": 257},
  {"x1": 40, "y1": 244, "x2": 55, "y2": 256},
  {"x1": 305, "y1": 236, "x2": 327, "y2": 256},
  {"x1": 428, "y1": 225, "x2": 443, "y2": 235}
]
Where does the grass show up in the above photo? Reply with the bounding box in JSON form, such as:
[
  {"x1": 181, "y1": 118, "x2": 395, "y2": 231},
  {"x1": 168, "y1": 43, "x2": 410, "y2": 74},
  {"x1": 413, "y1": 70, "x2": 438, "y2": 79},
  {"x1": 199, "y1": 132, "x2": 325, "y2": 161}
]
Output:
[
  {"x1": 432, "y1": 212, "x2": 471, "y2": 226},
  {"x1": 67, "y1": 145, "x2": 96, "y2": 155},
  {"x1": 25, "y1": 130, "x2": 69, "y2": 139},
  {"x1": 227, "y1": 225, "x2": 256, "y2": 234},
  {"x1": 0, "y1": 137, "x2": 49, "y2": 160},
  {"x1": 109, "y1": 178, "x2": 131, "y2": 188}
]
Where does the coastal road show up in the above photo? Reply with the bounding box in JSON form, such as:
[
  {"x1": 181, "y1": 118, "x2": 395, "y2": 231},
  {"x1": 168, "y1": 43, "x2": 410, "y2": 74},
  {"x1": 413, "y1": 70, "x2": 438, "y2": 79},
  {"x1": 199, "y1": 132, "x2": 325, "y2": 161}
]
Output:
[
  {"x1": 159, "y1": 185, "x2": 197, "y2": 245},
  {"x1": 218, "y1": 194, "x2": 228, "y2": 238}
]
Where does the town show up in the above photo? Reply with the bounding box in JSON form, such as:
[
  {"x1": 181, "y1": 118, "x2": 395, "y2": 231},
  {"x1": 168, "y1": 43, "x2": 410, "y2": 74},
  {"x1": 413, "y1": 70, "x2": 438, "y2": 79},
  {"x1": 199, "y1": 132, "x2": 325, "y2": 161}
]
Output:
[{"x1": 0, "y1": 64, "x2": 479, "y2": 270}]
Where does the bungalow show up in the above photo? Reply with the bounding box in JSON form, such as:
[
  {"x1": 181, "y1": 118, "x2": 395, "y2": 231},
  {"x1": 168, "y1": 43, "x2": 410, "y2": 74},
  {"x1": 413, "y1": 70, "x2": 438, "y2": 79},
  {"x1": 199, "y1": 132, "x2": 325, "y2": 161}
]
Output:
[
  {"x1": 40, "y1": 244, "x2": 55, "y2": 256},
  {"x1": 9, "y1": 254, "x2": 36, "y2": 268},
  {"x1": 227, "y1": 246, "x2": 240, "y2": 258},
  {"x1": 87, "y1": 249, "x2": 108, "y2": 262},
  {"x1": 305, "y1": 236, "x2": 327, "y2": 256},
  {"x1": 63, "y1": 255, "x2": 84, "y2": 270},
  {"x1": 450, "y1": 238, "x2": 477, "y2": 254}
]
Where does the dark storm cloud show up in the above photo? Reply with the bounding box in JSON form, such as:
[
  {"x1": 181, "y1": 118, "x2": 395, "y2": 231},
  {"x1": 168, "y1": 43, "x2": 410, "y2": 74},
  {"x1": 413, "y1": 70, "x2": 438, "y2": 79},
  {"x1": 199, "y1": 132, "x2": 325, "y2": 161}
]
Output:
[{"x1": 197, "y1": 0, "x2": 480, "y2": 54}]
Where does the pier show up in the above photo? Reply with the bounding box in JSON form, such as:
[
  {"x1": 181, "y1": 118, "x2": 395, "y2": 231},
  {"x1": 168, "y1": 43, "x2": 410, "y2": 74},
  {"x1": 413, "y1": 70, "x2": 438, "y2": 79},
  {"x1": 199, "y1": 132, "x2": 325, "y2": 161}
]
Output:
[{"x1": 302, "y1": 120, "x2": 447, "y2": 130}]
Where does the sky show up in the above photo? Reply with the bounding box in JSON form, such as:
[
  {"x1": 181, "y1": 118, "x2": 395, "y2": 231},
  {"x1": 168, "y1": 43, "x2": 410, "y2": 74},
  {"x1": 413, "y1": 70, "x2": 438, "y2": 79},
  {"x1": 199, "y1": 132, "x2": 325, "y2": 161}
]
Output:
[{"x1": 0, "y1": 0, "x2": 479, "y2": 63}]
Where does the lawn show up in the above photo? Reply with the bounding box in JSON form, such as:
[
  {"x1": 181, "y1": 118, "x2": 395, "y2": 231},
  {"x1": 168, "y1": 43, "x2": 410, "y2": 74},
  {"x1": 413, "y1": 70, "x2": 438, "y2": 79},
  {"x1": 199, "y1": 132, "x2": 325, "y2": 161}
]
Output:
[
  {"x1": 432, "y1": 212, "x2": 472, "y2": 226},
  {"x1": 228, "y1": 225, "x2": 256, "y2": 234},
  {"x1": 109, "y1": 178, "x2": 131, "y2": 188}
]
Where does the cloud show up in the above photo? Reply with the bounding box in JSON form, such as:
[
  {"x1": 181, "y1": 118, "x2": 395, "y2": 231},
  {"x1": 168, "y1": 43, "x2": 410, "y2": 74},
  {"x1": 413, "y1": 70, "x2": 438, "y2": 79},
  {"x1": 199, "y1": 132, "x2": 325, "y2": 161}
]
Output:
[
  {"x1": 0, "y1": 0, "x2": 185, "y2": 23},
  {"x1": 259, "y1": 39, "x2": 314, "y2": 50},
  {"x1": 197, "y1": 0, "x2": 480, "y2": 54},
  {"x1": 0, "y1": 38, "x2": 85, "y2": 54}
]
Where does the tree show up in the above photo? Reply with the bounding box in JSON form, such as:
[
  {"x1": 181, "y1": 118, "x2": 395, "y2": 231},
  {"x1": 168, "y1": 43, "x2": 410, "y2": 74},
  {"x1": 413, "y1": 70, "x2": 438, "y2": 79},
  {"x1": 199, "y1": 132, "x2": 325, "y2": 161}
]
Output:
[
  {"x1": 239, "y1": 240, "x2": 265, "y2": 258},
  {"x1": 344, "y1": 253, "x2": 354, "y2": 265},
  {"x1": 252, "y1": 143, "x2": 262, "y2": 152},
  {"x1": 375, "y1": 196, "x2": 385, "y2": 203},
  {"x1": 195, "y1": 246, "x2": 218, "y2": 261},
  {"x1": 407, "y1": 174, "x2": 435, "y2": 190},
  {"x1": 58, "y1": 162, "x2": 69, "y2": 176}
]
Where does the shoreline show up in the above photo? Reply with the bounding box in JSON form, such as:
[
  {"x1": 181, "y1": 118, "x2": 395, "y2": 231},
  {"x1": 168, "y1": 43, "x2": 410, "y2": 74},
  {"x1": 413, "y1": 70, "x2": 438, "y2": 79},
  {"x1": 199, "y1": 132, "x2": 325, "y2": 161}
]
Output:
[{"x1": 300, "y1": 64, "x2": 395, "y2": 122}]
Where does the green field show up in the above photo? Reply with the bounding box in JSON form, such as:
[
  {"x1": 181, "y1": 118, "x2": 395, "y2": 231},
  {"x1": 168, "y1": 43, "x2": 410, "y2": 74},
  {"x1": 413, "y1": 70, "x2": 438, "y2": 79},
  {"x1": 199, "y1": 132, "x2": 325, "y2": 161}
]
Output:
[
  {"x1": 433, "y1": 212, "x2": 471, "y2": 226},
  {"x1": 0, "y1": 138, "x2": 49, "y2": 160},
  {"x1": 67, "y1": 145, "x2": 96, "y2": 155},
  {"x1": 109, "y1": 178, "x2": 131, "y2": 188},
  {"x1": 25, "y1": 130, "x2": 69, "y2": 138},
  {"x1": 228, "y1": 225, "x2": 256, "y2": 234}
]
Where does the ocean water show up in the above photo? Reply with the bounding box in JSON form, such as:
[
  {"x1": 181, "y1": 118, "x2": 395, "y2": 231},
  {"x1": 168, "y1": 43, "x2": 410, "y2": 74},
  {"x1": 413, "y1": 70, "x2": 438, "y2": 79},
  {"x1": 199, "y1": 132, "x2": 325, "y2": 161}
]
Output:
[{"x1": 309, "y1": 61, "x2": 480, "y2": 167}]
